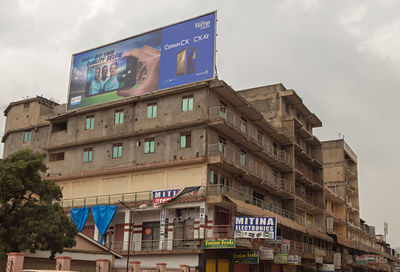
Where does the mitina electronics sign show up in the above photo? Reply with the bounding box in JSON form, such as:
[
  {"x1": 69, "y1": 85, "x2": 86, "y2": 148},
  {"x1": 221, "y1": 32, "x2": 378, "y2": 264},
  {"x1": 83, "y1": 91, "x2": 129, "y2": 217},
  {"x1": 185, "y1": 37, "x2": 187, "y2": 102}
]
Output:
[
  {"x1": 67, "y1": 12, "x2": 216, "y2": 110},
  {"x1": 234, "y1": 216, "x2": 277, "y2": 239}
]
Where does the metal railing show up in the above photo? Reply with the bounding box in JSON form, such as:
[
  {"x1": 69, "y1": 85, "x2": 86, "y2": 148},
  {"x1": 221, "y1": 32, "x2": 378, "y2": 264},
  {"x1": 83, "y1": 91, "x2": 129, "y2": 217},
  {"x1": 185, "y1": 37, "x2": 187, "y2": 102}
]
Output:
[
  {"x1": 207, "y1": 184, "x2": 298, "y2": 223},
  {"x1": 209, "y1": 107, "x2": 292, "y2": 166},
  {"x1": 295, "y1": 159, "x2": 323, "y2": 186},
  {"x1": 208, "y1": 143, "x2": 294, "y2": 195}
]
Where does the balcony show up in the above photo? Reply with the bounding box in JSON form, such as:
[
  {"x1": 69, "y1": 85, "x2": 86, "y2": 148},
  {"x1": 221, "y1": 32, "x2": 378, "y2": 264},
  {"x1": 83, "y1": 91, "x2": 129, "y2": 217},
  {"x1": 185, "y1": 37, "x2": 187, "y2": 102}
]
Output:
[
  {"x1": 295, "y1": 190, "x2": 324, "y2": 213},
  {"x1": 207, "y1": 184, "x2": 298, "y2": 224},
  {"x1": 208, "y1": 143, "x2": 294, "y2": 197},
  {"x1": 61, "y1": 188, "x2": 206, "y2": 208},
  {"x1": 208, "y1": 107, "x2": 292, "y2": 168},
  {"x1": 295, "y1": 160, "x2": 323, "y2": 188}
]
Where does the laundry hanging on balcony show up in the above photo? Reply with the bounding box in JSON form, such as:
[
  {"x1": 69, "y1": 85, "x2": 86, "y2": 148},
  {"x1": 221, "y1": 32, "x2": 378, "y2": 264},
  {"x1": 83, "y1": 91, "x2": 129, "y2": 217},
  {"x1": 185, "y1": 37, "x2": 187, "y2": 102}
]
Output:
[
  {"x1": 91, "y1": 205, "x2": 118, "y2": 244},
  {"x1": 70, "y1": 206, "x2": 90, "y2": 231}
]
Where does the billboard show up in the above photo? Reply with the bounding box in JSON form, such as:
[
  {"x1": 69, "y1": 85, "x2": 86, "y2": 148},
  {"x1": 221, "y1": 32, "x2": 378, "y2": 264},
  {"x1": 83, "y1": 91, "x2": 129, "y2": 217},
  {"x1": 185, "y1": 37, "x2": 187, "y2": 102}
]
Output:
[
  {"x1": 234, "y1": 216, "x2": 277, "y2": 239},
  {"x1": 67, "y1": 12, "x2": 216, "y2": 110}
]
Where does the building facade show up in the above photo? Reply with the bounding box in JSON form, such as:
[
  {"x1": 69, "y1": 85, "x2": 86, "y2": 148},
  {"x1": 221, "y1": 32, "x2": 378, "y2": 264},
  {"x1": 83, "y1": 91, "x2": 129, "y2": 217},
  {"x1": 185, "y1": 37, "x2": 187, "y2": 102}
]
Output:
[{"x1": 2, "y1": 80, "x2": 397, "y2": 271}]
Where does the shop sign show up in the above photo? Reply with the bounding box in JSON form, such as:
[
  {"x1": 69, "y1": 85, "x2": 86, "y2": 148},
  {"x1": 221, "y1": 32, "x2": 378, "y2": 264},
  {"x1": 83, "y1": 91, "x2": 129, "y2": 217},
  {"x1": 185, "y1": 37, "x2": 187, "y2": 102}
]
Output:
[
  {"x1": 326, "y1": 217, "x2": 334, "y2": 233},
  {"x1": 274, "y1": 253, "x2": 288, "y2": 264},
  {"x1": 234, "y1": 216, "x2": 277, "y2": 239},
  {"x1": 281, "y1": 239, "x2": 290, "y2": 253},
  {"x1": 204, "y1": 239, "x2": 235, "y2": 249},
  {"x1": 333, "y1": 253, "x2": 342, "y2": 269},
  {"x1": 320, "y1": 264, "x2": 335, "y2": 272},
  {"x1": 233, "y1": 251, "x2": 259, "y2": 264},
  {"x1": 355, "y1": 255, "x2": 368, "y2": 266},
  {"x1": 259, "y1": 247, "x2": 274, "y2": 260},
  {"x1": 315, "y1": 255, "x2": 323, "y2": 264},
  {"x1": 287, "y1": 255, "x2": 301, "y2": 265}
]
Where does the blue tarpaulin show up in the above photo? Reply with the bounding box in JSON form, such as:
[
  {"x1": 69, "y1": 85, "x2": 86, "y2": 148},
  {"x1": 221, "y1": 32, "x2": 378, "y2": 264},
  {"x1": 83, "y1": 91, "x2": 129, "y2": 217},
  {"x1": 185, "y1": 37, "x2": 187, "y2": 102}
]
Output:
[
  {"x1": 91, "y1": 205, "x2": 118, "y2": 244},
  {"x1": 70, "y1": 206, "x2": 90, "y2": 231}
]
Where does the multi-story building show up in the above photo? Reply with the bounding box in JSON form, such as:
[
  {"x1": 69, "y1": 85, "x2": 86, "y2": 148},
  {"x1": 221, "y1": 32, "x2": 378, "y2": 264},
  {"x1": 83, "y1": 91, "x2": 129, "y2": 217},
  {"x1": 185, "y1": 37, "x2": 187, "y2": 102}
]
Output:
[
  {"x1": 2, "y1": 80, "x2": 397, "y2": 271},
  {"x1": 3, "y1": 80, "x2": 339, "y2": 271},
  {"x1": 322, "y1": 139, "x2": 397, "y2": 271}
]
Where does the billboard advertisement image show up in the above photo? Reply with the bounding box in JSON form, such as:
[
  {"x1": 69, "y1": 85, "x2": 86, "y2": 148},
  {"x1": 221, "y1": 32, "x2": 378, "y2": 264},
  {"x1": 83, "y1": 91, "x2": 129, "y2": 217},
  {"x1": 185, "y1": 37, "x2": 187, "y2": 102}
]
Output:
[{"x1": 68, "y1": 12, "x2": 216, "y2": 110}]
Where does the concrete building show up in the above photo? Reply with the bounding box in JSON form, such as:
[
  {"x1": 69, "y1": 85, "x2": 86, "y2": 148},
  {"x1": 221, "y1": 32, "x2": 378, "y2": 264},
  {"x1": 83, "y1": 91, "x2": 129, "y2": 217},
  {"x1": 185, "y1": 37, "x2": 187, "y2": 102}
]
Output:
[
  {"x1": 322, "y1": 139, "x2": 397, "y2": 271},
  {"x1": 2, "y1": 80, "x2": 397, "y2": 271}
]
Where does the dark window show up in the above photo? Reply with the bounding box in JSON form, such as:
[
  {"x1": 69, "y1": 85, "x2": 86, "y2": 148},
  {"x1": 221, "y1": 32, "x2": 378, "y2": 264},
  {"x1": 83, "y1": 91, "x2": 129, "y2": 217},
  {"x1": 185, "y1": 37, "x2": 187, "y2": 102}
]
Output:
[
  {"x1": 24, "y1": 102, "x2": 30, "y2": 108},
  {"x1": 49, "y1": 152, "x2": 65, "y2": 162},
  {"x1": 52, "y1": 121, "x2": 67, "y2": 132}
]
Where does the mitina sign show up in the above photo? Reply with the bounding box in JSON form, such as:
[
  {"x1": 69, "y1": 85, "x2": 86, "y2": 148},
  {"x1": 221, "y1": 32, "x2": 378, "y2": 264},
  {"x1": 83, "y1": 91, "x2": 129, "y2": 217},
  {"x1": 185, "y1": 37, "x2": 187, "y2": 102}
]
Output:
[{"x1": 234, "y1": 216, "x2": 277, "y2": 239}]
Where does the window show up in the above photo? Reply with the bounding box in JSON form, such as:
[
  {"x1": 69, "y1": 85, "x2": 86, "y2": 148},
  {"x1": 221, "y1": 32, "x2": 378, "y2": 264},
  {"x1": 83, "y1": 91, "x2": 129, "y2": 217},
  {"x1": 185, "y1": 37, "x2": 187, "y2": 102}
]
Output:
[
  {"x1": 182, "y1": 95, "x2": 193, "y2": 112},
  {"x1": 220, "y1": 176, "x2": 230, "y2": 188},
  {"x1": 209, "y1": 170, "x2": 218, "y2": 185},
  {"x1": 52, "y1": 121, "x2": 67, "y2": 132},
  {"x1": 180, "y1": 132, "x2": 191, "y2": 148},
  {"x1": 83, "y1": 148, "x2": 93, "y2": 163},
  {"x1": 114, "y1": 110, "x2": 124, "y2": 124},
  {"x1": 142, "y1": 221, "x2": 160, "y2": 251},
  {"x1": 85, "y1": 116, "x2": 94, "y2": 130},
  {"x1": 240, "y1": 117, "x2": 247, "y2": 133},
  {"x1": 112, "y1": 144, "x2": 123, "y2": 158},
  {"x1": 49, "y1": 152, "x2": 65, "y2": 162},
  {"x1": 24, "y1": 102, "x2": 30, "y2": 108},
  {"x1": 147, "y1": 103, "x2": 157, "y2": 118},
  {"x1": 240, "y1": 150, "x2": 247, "y2": 166},
  {"x1": 219, "y1": 101, "x2": 227, "y2": 118},
  {"x1": 144, "y1": 138, "x2": 155, "y2": 154},
  {"x1": 23, "y1": 131, "x2": 31, "y2": 143},
  {"x1": 273, "y1": 142, "x2": 278, "y2": 156},
  {"x1": 218, "y1": 136, "x2": 226, "y2": 153}
]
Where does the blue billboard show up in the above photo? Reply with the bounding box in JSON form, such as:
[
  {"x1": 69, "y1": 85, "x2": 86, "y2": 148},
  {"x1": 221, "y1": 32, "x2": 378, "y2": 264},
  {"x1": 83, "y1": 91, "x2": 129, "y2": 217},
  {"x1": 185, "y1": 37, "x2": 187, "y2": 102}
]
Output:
[{"x1": 67, "y1": 12, "x2": 216, "y2": 110}]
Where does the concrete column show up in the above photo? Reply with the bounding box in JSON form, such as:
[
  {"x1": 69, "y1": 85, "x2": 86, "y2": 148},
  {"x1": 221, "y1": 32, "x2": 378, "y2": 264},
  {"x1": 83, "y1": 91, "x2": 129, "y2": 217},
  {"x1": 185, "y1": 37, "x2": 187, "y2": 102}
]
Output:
[
  {"x1": 56, "y1": 256, "x2": 71, "y2": 271},
  {"x1": 7, "y1": 252, "x2": 24, "y2": 272},
  {"x1": 123, "y1": 209, "x2": 131, "y2": 251},
  {"x1": 180, "y1": 264, "x2": 190, "y2": 272},
  {"x1": 129, "y1": 261, "x2": 141, "y2": 272},
  {"x1": 94, "y1": 223, "x2": 100, "y2": 242},
  {"x1": 156, "y1": 262, "x2": 167, "y2": 272},
  {"x1": 96, "y1": 259, "x2": 110, "y2": 272}
]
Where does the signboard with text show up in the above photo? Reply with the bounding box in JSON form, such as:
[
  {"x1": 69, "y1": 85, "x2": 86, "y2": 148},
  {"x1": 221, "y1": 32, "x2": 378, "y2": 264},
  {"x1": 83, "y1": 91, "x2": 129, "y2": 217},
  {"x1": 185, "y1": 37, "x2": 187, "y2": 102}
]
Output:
[
  {"x1": 234, "y1": 216, "x2": 277, "y2": 239},
  {"x1": 67, "y1": 12, "x2": 216, "y2": 110},
  {"x1": 204, "y1": 239, "x2": 235, "y2": 249},
  {"x1": 234, "y1": 251, "x2": 259, "y2": 264}
]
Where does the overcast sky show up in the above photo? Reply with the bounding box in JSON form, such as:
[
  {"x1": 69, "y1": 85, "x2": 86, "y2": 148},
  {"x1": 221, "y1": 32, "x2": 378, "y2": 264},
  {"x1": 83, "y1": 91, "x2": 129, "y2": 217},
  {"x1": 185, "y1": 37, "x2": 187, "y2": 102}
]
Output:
[{"x1": 1, "y1": 0, "x2": 399, "y2": 247}]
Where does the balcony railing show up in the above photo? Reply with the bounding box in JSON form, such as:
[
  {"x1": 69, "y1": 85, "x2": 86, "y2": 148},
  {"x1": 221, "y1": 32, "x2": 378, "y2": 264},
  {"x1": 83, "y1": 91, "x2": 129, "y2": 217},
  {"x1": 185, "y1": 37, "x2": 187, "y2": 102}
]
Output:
[
  {"x1": 209, "y1": 107, "x2": 292, "y2": 166},
  {"x1": 207, "y1": 184, "x2": 301, "y2": 225},
  {"x1": 295, "y1": 159, "x2": 323, "y2": 187},
  {"x1": 208, "y1": 143, "x2": 294, "y2": 195},
  {"x1": 295, "y1": 190, "x2": 324, "y2": 210}
]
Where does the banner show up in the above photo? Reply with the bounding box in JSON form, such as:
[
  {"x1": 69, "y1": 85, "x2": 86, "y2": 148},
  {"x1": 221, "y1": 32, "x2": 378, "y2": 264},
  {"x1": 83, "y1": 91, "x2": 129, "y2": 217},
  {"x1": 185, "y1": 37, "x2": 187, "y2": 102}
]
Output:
[
  {"x1": 326, "y1": 217, "x2": 334, "y2": 233},
  {"x1": 320, "y1": 264, "x2": 334, "y2": 272},
  {"x1": 67, "y1": 12, "x2": 216, "y2": 110},
  {"x1": 259, "y1": 247, "x2": 274, "y2": 260},
  {"x1": 234, "y1": 216, "x2": 277, "y2": 239},
  {"x1": 288, "y1": 255, "x2": 301, "y2": 265},
  {"x1": 334, "y1": 253, "x2": 342, "y2": 269},
  {"x1": 70, "y1": 206, "x2": 89, "y2": 231},
  {"x1": 152, "y1": 186, "x2": 200, "y2": 207},
  {"x1": 91, "y1": 205, "x2": 118, "y2": 244},
  {"x1": 234, "y1": 251, "x2": 259, "y2": 264},
  {"x1": 204, "y1": 239, "x2": 235, "y2": 249},
  {"x1": 274, "y1": 253, "x2": 288, "y2": 264}
]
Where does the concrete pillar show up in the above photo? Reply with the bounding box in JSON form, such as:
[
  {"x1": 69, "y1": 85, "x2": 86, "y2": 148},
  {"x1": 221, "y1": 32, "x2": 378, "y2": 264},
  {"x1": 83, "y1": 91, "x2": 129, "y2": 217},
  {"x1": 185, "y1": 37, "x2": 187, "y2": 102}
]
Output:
[
  {"x1": 129, "y1": 261, "x2": 141, "y2": 272},
  {"x1": 123, "y1": 210, "x2": 131, "y2": 251},
  {"x1": 6, "y1": 252, "x2": 24, "y2": 272},
  {"x1": 180, "y1": 264, "x2": 190, "y2": 272},
  {"x1": 96, "y1": 259, "x2": 110, "y2": 272},
  {"x1": 56, "y1": 256, "x2": 71, "y2": 271},
  {"x1": 156, "y1": 262, "x2": 167, "y2": 272}
]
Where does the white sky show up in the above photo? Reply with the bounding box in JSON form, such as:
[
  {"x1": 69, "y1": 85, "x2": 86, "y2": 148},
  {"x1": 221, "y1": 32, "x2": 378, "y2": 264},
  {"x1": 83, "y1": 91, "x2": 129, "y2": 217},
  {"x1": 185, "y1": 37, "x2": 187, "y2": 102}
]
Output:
[{"x1": 1, "y1": 0, "x2": 399, "y2": 247}]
